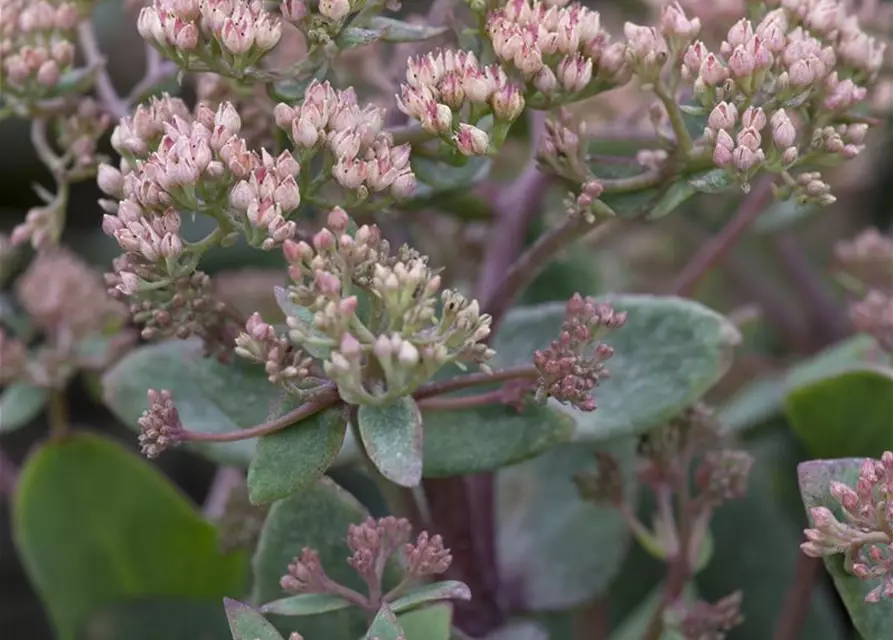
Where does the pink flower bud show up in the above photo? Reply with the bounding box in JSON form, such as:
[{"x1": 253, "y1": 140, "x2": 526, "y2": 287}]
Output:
[
  {"x1": 98, "y1": 165, "x2": 125, "y2": 197},
  {"x1": 274, "y1": 103, "x2": 295, "y2": 130},
  {"x1": 707, "y1": 101, "x2": 738, "y2": 131},
  {"x1": 736, "y1": 127, "x2": 762, "y2": 151},
  {"x1": 333, "y1": 158, "x2": 367, "y2": 190},
  {"x1": 557, "y1": 55, "x2": 593, "y2": 93},
  {"x1": 659, "y1": 2, "x2": 701, "y2": 40},
  {"x1": 319, "y1": 0, "x2": 350, "y2": 21},
  {"x1": 514, "y1": 42, "x2": 544, "y2": 76},
  {"x1": 398, "y1": 340, "x2": 420, "y2": 366},
  {"x1": 373, "y1": 335, "x2": 393, "y2": 360},
  {"x1": 713, "y1": 130, "x2": 734, "y2": 167},
  {"x1": 741, "y1": 106, "x2": 766, "y2": 131},
  {"x1": 36, "y1": 60, "x2": 59, "y2": 87},
  {"x1": 432, "y1": 103, "x2": 454, "y2": 135},
  {"x1": 101, "y1": 214, "x2": 125, "y2": 236},
  {"x1": 732, "y1": 146, "x2": 764, "y2": 172},
  {"x1": 698, "y1": 53, "x2": 728, "y2": 86},
  {"x1": 728, "y1": 45, "x2": 755, "y2": 79},
  {"x1": 274, "y1": 176, "x2": 301, "y2": 212},
  {"x1": 160, "y1": 233, "x2": 182, "y2": 259},
  {"x1": 770, "y1": 109, "x2": 797, "y2": 148},
  {"x1": 220, "y1": 18, "x2": 254, "y2": 55},
  {"x1": 118, "y1": 272, "x2": 141, "y2": 295},
  {"x1": 339, "y1": 332, "x2": 361, "y2": 357},
  {"x1": 254, "y1": 18, "x2": 282, "y2": 52},
  {"x1": 313, "y1": 228, "x2": 334, "y2": 252},
  {"x1": 533, "y1": 66, "x2": 558, "y2": 94},
  {"x1": 781, "y1": 146, "x2": 798, "y2": 165},
  {"x1": 175, "y1": 22, "x2": 199, "y2": 51},
  {"x1": 454, "y1": 124, "x2": 490, "y2": 157},
  {"x1": 683, "y1": 41, "x2": 707, "y2": 72},
  {"x1": 281, "y1": 0, "x2": 308, "y2": 23},
  {"x1": 215, "y1": 102, "x2": 242, "y2": 135},
  {"x1": 391, "y1": 172, "x2": 416, "y2": 199}
]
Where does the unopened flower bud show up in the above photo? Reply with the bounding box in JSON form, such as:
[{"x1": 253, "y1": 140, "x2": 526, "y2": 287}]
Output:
[
  {"x1": 454, "y1": 124, "x2": 489, "y2": 156},
  {"x1": 707, "y1": 101, "x2": 738, "y2": 131},
  {"x1": 319, "y1": 0, "x2": 350, "y2": 21}
]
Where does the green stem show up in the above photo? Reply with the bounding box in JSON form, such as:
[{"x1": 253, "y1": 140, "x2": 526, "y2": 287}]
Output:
[
  {"x1": 653, "y1": 80, "x2": 693, "y2": 157},
  {"x1": 48, "y1": 389, "x2": 69, "y2": 440}
]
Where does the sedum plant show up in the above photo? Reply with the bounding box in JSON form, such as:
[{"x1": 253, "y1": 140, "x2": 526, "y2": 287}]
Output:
[{"x1": 0, "y1": 0, "x2": 892, "y2": 639}]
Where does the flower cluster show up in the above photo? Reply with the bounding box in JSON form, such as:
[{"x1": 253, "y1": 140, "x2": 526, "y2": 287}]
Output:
[
  {"x1": 138, "y1": 388, "x2": 184, "y2": 458},
  {"x1": 0, "y1": 248, "x2": 132, "y2": 390},
  {"x1": 397, "y1": 49, "x2": 525, "y2": 156},
  {"x1": 678, "y1": 1, "x2": 884, "y2": 186},
  {"x1": 0, "y1": 0, "x2": 82, "y2": 107},
  {"x1": 667, "y1": 591, "x2": 744, "y2": 639},
  {"x1": 694, "y1": 449, "x2": 755, "y2": 507},
  {"x1": 234, "y1": 312, "x2": 316, "y2": 393},
  {"x1": 274, "y1": 80, "x2": 416, "y2": 202},
  {"x1": 802, "y1": 451, "x2": 893, "y2": 603},
  {"x1": 54, "y1": 98, "x2": 113, "y2": 179},
  {"x1": 637, "y1": 404, "x2": 722, "y2": 487},
  {"x1": 533, "y1": 293, "x2": 627, "y2": 411},
  {"x1": 484, "y1": 0, "x2": 631, "y2": 106},
  {"x1": 195, "y1": 72, "x2": 277, "y2": 150},
  {"x1": 280, "y1": 516, "x2": 453, "y2": 607},
  {"x1": 267, "y1": 208, "x2": 493, "y2": 405},
  {"x1": 137, "y1": 0, "x2": 282, "y2": 76},
  {"x1": 834, "y1": 228, "x2": 893, "y2": 352},
  {"x1": 279, "y1": 0, "x2": 380, "y2": 45}
]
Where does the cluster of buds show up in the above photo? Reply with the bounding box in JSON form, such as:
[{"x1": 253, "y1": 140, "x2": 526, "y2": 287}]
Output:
[
  {"x1": 280, "y1": 516, "x2": 453, "y2": 608},
  {"x1": 195, "y1": 73, "x2": 277, "y2": 150},
  {"x1": 533, "y1": 293, "x2": 627, "y2": 411},
  {"x1": 137, "y1": 0, "x2": 282, "y2": 76},
  {"x1": 110, "y1": 261, "x2": 236, "y2": 355},
  {"x1": 694, "y1": 449, "x2": 755, "y2": 507},
  {"x1": 54, "y1": 98, "x2": 113, "y2": 180},
  {"x1": 833, "y1": 228, "x2": 893, "y2": 353},
  {"x1": 801, "y1": 452, "x2": 893, "y2": 603},
  {"x1": 484, "y1": 1, "x2": 631, "y2": 105},
  {"x1": 675, "y1": 1, "x2": 884, "y2": 190},
  {"x1": 274, "y1": 80, "x2": 415, "y2": 201},
  {"x1": 0, "y1": 249, "x2": 132, "y2": 390},
  {"x1": 275, "y1": 208, "x2": 493, "y2": 406},
  {"x1": 666, "y1": 591, "x2": 744, "y2": 639},
  {"x1": 626, "y1": 1, "x2": 704, "y2": 84},
  {"x1": 138, "y1": 389, "x2": 184, "y2": 458},
  {"x1": 637, "y1": 404, "x2": 722, "y2": 488},
  {"x1": 0, "y1": 0, "x2": 81, "y2": 107},
  {"x1": 538, "y1": 109, "x2": 589, "y2": 183},
  {"x1": 279, "y1": 0, "x2": 375, "y2": 44},
  {"x1": 397, "y1": 49, "x2": 525, "y2": 156},
  {"x1": 234, "y1": 312, "x2": 316, "y2": 394},
  {"x1": 574, "y1": 450, "x2": 625, "y2": 507}
]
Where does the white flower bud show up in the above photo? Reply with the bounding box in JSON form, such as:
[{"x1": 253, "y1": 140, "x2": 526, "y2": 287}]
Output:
[
  {"x1": 319, "y1": 0, "x2": 350, "y2": 21},
  {"x1": 98, "y1": 165, "x2": 125, "y2": 197}
]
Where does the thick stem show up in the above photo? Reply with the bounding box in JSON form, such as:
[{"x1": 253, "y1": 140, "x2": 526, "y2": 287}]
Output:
[
  {"x1": 179, "y1": 385, "x2": 339, "y2": 443},
  {"x1": 653, "y1": 80, "x2": 693, "y2": 156},
  {"x1": 413, "y1": 365, "x2": 537, "y2": 400},
  {"x1": 483, "y1": 212, "x2": 620, "y2": 333},
  {"x1": 772, "y1": 554, "x2": 821, "y2": 640},
  {"x1": 672, "y1": 176, "x2": 775, "y2": 296},
  {"x1": 417, "y1": 389, "x2": 506, "y2": 411},
  {"x1": 77, "y1": 22, "x2": 129, "y2": 119},
  {"x1": 48, "y1": 389, "x2": 69, "y2": 440}
]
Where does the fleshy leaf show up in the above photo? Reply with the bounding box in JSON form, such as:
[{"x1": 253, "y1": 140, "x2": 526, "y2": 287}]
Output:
[
  {"x1": 247, "y1": 407, "x2": 347, "y2": 505},
  {"x1": 784, "y1": 366, "x2": 893, "y2": 458},
  {"x1": 251, "y1": 478, "x2": 372, "y2": 639},
  {"x1": 80, "y1": 598, "x2": 232, "y2": 640},
  {"x1": 225, "y1": 599, "x2": 285, "y2": 640},
  {"x1": 12, "y1": 433, "x2": 246, "y2": 640},
  {"x1": 259, "y1": 593, "x2": 352, "y2": 617},
  {"x1": 369, "y1": 17, "x2": 449, "y2": 42},
  {"x1": 102, "y1": 339, "x2": 301, "y2": 466},
  {"x1": 496, "y1": 438, "x2": 638, "y2": 610},
  {"x1": 646, "y1": 179, "x2": 697, "y2": 220},
  {"x1": 335, "y1": 26, "x2": 382, "y2": 49},
  {"x1": 366, "y1": 605, "x2": 403, "y2": 640},
  {"x1": 389, "y1": 581, "x2": 471, "y2": 614},
  {"x1": 357, "y1": 397, "x2": 424, "y2": 487},
  {"x1": 687, "y1": 168, "x2": 733, "y2": 193},
  {"x1": 408, "y1": 155, "x2": 492, "y2": 201},
  {"x1": 397, "y1": 603, "x2": 452, "y2": 640},
  {"x1": 421, "y1": 401, "x2": 575, "y2": 477},
  {"x1": 493, "y1": 295, "x2": 739, "y2": 441},
  {"x1": 798, "y1": 458, "x2": 893, "y2": 640},
  {"x1": 0, "y1": 382, "x2": 47, "y2": 433}
]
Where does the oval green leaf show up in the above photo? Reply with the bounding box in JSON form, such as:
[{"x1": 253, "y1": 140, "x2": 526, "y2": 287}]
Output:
[
  {"x1": 389, "y1": 581, "x2": 471, "y2": 614},
  {"x1": 492, "y1": 295, "x2": 740, "y2": 441},
  {"x1": 225, "y1": 598, "x2": 285, "y2": 640},
  {"x1": 357, "y1": 397, "x2": 423, "y2": 488},
  {"x1": 784, "y1": 366, "x2": 893, "y2": 459},
  {"x1": 496, "y1": 438, "x2": 638, "y2": 610},
  {"x1": 0, "y1": 381, "x2": 47, "y2": 433},
  {"x1": 421, "y1": 401, "x2": 574, "y2": 477},
  {"x1": 13, "y1": 433, "x2": 247, "y2": 640},
  {"x1": 251, "y1": 478, "x2": 372, "y2": 639},
  {"x1": 102, "y1": 339, "x2": 301, "y2": 466},
  {"x1": 369, "y1": 17, "x2": 449, "y2": 43},
  {"x1": 397, "y1": 603, "x2": 452, "y2": 640},
  {"x1": 259, "y1": 593, "x2": 352, "y2": 617},
  {"x1": 798, "y1": 457, "x2": 893, "y2": 640},
  {"x1": 79, "y1": 598, "x2": 232, "y2": 640},
  {"x1": 247, "y1": 407, "x2": 347, "y2": 505}
]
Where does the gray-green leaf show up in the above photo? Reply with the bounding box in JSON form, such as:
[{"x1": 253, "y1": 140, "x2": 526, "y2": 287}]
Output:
[
  {"x1": 493, "y1": 295, "x2": 739, "y2": 441},
  {"x1": 224, "y1": 598, "x2": 285, "y2": 640},
  {"x1": 496, "y1": 438, "x2": 638, "y2": 610},
  {"x1": 369, "y1": 17, "x2": 449, "y2": 42},
  {"x1": 357, "y1": 397, "x2": 423, "y2": 487},
  {"x1": 798, "y1": 458, "x2": 893, "y2": 640},
  {"x1": 259, "y1": 593, "x2": 352, "y2": 617},
  {"x1": 389, "y1": 581, "x2": 471, "y2": 613},
  {"x1": 366, "y1": 605, "x2": 404, "y2": 640},
  {"x1": 247, "y1": 407, "x2": 347, "y2": 505},
  {"x1": 103, "y1": 339, "x2": 302, "y2": 466},
  {"x1": 422, "y1": 401, "x2": 575, "y2": 477},
  {"x1": 0, "y1": 382, "x2": 47, "y2": 433}
]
